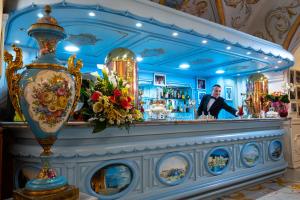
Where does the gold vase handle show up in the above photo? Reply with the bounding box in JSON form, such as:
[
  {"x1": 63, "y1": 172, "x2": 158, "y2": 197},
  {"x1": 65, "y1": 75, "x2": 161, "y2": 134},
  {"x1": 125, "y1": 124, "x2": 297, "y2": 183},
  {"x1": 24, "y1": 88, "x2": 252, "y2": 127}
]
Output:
[
  {"x1": 67, "y1": 55, "x2": 83, "y2": 115},
  {"x1": 3, "y1": 45, "x2": 24, "y2": 120}
]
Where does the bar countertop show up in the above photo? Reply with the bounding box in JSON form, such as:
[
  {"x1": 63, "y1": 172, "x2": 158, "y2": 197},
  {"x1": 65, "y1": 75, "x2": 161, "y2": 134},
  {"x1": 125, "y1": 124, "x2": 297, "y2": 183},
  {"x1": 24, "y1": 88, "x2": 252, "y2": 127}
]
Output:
[{"x1": 0, "y1": 117, "x2": 290, "y2": 128}]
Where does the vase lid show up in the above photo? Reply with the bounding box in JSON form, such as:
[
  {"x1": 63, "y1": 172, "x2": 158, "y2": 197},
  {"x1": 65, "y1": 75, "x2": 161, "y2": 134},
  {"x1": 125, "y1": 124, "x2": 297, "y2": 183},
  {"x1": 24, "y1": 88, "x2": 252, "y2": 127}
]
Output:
[{"x1": 28, "y1": 5, "x2": 66, "y2": 39}]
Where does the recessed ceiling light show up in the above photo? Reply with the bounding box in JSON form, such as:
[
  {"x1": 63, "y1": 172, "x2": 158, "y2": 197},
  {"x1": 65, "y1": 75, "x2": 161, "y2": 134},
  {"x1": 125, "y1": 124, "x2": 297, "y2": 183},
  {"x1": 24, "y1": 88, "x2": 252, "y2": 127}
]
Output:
[
  {"x1": 226, "y1": 46, "x2": 231, "y2": 50},
  {"x1": 237, "y1": 74, "x2": 240, "y2": 76},
  {"x1": 216, "y1": 70, "x2": 225, "y2": 74},
  {"x1": 136, "y1": 56, "x2": 143, "y2": 62},
  {"x1": 37, "y1": 13, "x2": 44, "y2": 18},
  {"x1": 274, "y1": 66, "x2": 279, "y2": 69},
  {"x1": 64, "y1": 45, "x2": 79, "y2": 52},
  {"x1": 257, "y1": 70, "x2": 261, "y2": 73},
  {"x1": 97, "y1": 64, "x2": 104, "y2": 69},
  {"x1": 88, "y1": 12, "x2": 96, "y2": 17},
  {"x1": 277, "y1": 60, "x2": 282, "y2": 64},
  {"x1": 179, "y1": 63, "x2": 190, "y2": 69},
  {"x1": 202, "y1": 40, "x2": 207, "y2": 44},
  {"x1": 172, "y1": 32, "x2": 178, "y2": 37},
  {"x1": 135, "y1": 22, "x2": 142, "y2": 28},
  {"x1": 246, "y1": 51, "x2": 251, "y2": 55},
  {"x1": 264, "y1": 56, "x2": 268, "y2": 60},
  {"x1": 15, "y1": 40, "x2": 20, "y2": 44}
]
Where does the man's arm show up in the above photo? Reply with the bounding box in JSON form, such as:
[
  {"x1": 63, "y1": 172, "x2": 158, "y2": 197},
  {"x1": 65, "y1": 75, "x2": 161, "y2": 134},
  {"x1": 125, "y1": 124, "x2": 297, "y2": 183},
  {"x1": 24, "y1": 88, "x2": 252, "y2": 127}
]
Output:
[
  {"x1": 222, "y1": 101, "x2": 238, "y2": 117},
  {"x1": 197, "y1": 96, "x2": 206, "y2": 116}
]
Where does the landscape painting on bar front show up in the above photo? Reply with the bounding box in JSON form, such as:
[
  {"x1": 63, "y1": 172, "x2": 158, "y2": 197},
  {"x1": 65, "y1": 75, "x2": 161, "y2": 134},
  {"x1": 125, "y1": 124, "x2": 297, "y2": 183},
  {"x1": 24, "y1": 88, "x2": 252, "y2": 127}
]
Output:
[{"x1": 159, "y1": 155, "x2": 189, "y2": 184}]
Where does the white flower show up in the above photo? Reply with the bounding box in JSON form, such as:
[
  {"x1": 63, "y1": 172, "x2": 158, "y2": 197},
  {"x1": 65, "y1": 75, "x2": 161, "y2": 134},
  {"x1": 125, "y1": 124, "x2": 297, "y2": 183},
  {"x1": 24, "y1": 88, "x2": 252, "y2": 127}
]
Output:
[
  {"x1": 102, "y1": 66, "x2": 109, "y2": 75},
  {"x1": 109, "y1": 74, "x2": 118, "y2": 88}
]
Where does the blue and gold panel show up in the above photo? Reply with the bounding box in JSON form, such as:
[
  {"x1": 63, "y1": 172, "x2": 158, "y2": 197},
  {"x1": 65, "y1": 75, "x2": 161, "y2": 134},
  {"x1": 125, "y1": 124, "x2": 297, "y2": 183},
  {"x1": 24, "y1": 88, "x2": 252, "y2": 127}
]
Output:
[
  {"x1": 241, "y1": 142, "x2": 261, "y2": 167},
  {"x1": 205, "y1": 147, "x2": 231, "y2": 175},
  {"x1": 268, "y1": 140, "x2": 283, "y2": 161},
  {"x1": 86, "y1": 160, "x2": 139, "y2": 200},
  {"x1": 14, "y1": 164, "x2": 40, "y2": 188},
  {"x1": 156, "y1": 152, "x2": 193, "y2": 186}
]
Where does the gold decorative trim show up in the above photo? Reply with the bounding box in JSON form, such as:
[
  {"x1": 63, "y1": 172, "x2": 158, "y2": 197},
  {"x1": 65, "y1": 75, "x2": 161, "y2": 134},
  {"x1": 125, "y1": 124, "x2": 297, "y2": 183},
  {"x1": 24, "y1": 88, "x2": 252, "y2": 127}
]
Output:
[
  {"x1": 67, "y1": 55, "x2": 83, "y2": 115},
  {"x1": 23, "y1": 185, "x2": 68, "y2": 196},
  {"x1": 4, "y1": 45, "x2": 24, "y2": 120},
  {"x1": 283, "y1": 15, "x2": 300, "y2": 50},
  {"x1": 37, "y1": 136, "x2": 57, "y2": 156},
  {"x1": 215, "y1": 0, "x2": 226, "y2": 25},
  {"x1": 27, "y1": 63, "x2": 67, "y2": 71},
  {"x1": 28, "y1": 23, "x2": 64, "y2": 32},
  {"x1": 13, "y1": 185, "x2": 79, "y2": 200}
]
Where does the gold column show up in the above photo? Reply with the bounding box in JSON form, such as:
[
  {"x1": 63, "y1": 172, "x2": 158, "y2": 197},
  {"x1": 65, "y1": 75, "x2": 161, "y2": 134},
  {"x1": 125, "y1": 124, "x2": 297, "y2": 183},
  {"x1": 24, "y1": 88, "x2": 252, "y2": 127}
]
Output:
[{"x1": 246, "y1": 73, "x2": 268, "y2": 117}]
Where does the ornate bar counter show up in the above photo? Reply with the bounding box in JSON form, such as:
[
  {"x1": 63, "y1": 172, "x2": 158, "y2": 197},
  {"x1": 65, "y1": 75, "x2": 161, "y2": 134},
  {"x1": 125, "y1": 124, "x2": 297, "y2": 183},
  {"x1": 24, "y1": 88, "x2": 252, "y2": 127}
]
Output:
[{"x1": 3, "y1": 119, "x2": 288, "y2": 200}]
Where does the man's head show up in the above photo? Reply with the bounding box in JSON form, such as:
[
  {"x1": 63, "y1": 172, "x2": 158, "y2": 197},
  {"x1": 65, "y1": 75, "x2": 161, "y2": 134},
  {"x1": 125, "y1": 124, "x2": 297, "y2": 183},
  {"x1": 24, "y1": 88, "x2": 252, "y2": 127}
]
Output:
[{"x1": 211, "y1": 84, "x2": 221, "y2": 98}]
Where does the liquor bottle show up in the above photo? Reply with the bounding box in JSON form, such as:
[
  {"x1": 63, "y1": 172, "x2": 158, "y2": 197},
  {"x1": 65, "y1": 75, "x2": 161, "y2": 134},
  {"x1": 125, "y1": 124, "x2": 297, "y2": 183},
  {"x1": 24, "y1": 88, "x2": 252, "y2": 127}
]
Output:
[{"x1": 181, "y1": 91, "x2": 185, "y2": 99}]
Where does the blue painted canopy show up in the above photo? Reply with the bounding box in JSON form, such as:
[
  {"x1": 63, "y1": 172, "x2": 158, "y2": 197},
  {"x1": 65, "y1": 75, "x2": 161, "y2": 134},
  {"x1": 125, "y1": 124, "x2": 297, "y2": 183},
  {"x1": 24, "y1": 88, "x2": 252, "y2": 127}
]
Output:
[{"x1": 4, "y1": 0, "x2": 294, "y2": 77}]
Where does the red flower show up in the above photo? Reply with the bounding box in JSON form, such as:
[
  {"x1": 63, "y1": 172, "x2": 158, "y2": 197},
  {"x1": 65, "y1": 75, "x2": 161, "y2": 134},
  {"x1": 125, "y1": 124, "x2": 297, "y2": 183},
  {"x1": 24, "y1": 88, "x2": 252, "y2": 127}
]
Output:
[
  {"x1": 91, "y1": 91, "x2": 102, "y2": 102},
  {"x1": 127, "y1": 96, "x2": 132, "y2": 102},
  {"x1": 109, "y1": 96, "x2": 116, "y2": 104},
  {"x1": 113, "y1": 89, "x2": 121, "y2": 97},
  {"x1": 120, "y1": 99, "x2": 132, "y2": 110}
]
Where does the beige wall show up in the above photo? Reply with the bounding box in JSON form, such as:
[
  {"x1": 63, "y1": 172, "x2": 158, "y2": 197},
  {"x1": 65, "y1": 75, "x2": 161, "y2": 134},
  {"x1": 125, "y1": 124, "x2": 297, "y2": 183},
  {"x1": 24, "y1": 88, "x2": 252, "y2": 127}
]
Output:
[{"x1": 292, "y1": 46, "x2": 300, "y2": 70}]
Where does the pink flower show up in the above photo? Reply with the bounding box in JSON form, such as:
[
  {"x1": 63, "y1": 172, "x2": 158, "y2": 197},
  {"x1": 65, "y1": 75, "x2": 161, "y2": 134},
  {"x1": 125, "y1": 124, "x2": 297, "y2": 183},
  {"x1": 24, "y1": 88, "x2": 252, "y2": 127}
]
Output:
[
  {"x1": 57, "y1": 88, "x2": 66, "y2": 96},
  {"x1": 91, "y1": 91, "x2": 102, "y2": 102}
]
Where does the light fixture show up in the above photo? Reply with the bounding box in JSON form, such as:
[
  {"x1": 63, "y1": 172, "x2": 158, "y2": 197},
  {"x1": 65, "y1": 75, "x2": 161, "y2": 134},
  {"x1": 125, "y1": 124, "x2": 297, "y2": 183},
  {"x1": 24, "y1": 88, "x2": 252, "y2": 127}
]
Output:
[
  {"x1": 14, "y1": 40, "x2": 20, "y2": 44},
  {"x1": 202, "y1": 40, "x2": 207, "y2": 44},
  {"x1": 274, "y1": 66, "x2": 279, "y2": 69},
  {"x1": 172, "y1": 32, "x2": 178, "y2": 37},
  {"x1": 264, "y1": 56, "x2": 268, "y2": 60},
  {"x1": 64, "y1": 45, "x2": 79, "y2": 52},
  {"x1": 136, "y1": 56, "x2": 143, "y2": 62},
  {"x1": 246, "y1": 51, "x2": 251, "y2": 55},
  {"x1": 257, "y1": 70, "x2": 261, "y2": 73},
  {"x1": 135, "y1": 22, "x2": 142, "y2": 28},
  {"x1": 97, "y1": 64, "x2": 105, "y2": 69},
  {"x1": 179, "y1": 63, "x2": 190, "y2": 69},
  {"x1": 37, "y1": 13, "x2": 44, "y2": 18},
  {"x1": 237, "y1": 74, "x2": 240, "y2": 76},
  {"x1": 88, "y1": 12, "x2": 96, "y2": 17},
  {"x1": 216, "y1": 70, "x2": 225, "y2": 74},
  {"x1": 226, "y1": 46, "x2": 231, "y2": 50},
  {"x1": 277, "y1": 60, "x2": 282, "y2": 64}
]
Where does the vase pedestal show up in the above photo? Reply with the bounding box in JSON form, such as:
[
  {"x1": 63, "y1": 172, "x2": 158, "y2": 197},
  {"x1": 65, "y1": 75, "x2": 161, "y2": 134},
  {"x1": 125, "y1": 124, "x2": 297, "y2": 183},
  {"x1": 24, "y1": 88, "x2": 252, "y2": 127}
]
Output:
[{"x1": 13, "y1": 185, "x2": 79, "y2": 200}]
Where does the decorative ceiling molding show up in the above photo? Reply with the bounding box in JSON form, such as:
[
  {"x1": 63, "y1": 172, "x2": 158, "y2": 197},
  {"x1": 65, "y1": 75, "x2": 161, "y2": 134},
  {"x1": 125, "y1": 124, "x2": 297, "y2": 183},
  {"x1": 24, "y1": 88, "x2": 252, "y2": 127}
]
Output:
[
  {"x1": 215, "y1": 0, "x2": 226, "y2": 25},
  {"x1": 224, "y1": 0, "x2": 261, "y2": 30},
  {"x1": 283, "y1": 15, "x2": 300, "y2": 50},
  {"x1": 265, "y1": 1, "x2": 300, "y2": 44}
]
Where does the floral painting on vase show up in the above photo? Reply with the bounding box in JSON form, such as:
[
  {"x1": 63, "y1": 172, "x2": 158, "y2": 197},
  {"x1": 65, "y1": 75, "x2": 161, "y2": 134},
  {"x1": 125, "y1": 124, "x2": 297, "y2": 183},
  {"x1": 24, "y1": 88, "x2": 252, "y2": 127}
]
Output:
[
  {"x1": 206, "y1": 147, "x2": 230, "y2": 175},
  {"x1": 269, "y1": 140, "x2": 282, "y2": 160},
  {"x1": 24, "y1": 70, "x2": 75, "y2": 133},
  {"x1": 90, "y1": 164, "x2": 132, "y2": 196},
  {"x1": 241, "y1": 143, "x2": 260, "y2": 167}
]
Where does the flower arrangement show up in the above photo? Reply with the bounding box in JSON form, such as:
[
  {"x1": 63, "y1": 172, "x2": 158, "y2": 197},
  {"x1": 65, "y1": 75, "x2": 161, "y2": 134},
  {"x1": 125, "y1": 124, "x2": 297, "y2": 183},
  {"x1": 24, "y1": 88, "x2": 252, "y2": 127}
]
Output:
[
  {"x1": 265, "y1": 92, "x2": 290, "y2": 117},
  {"x1": 75, "y1": 67, "x2": 143, "y2": 133}
]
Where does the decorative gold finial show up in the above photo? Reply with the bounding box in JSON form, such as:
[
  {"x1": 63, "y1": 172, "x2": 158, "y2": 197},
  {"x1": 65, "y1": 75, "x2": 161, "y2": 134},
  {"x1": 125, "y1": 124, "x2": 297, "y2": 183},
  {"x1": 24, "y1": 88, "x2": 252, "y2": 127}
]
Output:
[{"x1": 44, "y1": 5, "x2": 52, "y2": 16}]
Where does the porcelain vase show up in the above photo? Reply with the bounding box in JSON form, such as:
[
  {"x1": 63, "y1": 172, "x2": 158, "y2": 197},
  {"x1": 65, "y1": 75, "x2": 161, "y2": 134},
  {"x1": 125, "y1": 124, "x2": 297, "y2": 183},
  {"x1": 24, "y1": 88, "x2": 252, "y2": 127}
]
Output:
[{"x1": 4, "y1": 5, "x2": 82, "y2": 197}]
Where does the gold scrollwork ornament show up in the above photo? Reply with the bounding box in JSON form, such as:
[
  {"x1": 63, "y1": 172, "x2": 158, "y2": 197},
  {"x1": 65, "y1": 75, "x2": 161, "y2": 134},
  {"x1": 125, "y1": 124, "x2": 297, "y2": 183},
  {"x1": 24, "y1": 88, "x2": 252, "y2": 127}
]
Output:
[
  {"x1": 67, "y1": 55, "x2": 83, "y2": 114},
  {"x1": 4, "y1": 44, "x2": 24, "y2": 120}
]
